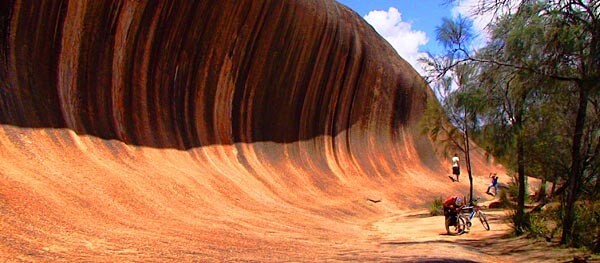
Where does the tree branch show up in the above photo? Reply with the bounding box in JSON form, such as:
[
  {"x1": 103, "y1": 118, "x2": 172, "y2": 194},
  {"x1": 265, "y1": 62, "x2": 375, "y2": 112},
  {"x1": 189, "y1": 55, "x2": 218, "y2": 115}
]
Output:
[{"x1": 456, "y1": 47, "x2": 583, "y2": 82}]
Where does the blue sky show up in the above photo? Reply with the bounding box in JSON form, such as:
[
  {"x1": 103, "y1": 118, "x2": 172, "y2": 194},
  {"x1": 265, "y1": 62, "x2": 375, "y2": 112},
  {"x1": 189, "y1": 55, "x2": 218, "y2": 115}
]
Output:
[
  {"x1": 336, "y1": 0, "x2": 492, "y2": 75},
  {"x1": 337, "y1": 0, "x2": 451, "y2": 53}
]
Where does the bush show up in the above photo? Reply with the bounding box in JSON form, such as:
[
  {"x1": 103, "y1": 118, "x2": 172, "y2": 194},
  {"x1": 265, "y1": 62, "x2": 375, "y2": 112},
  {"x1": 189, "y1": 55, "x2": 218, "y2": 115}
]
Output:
[
  {"x1": 506, "y1": 206, "x2": 548, "y2": 238},
  {"x1": 507, "y1": 174, "x2": 519, "y2": 202},
  {"x1": 504, "y1": 184, "x2": 600, "y2": 253},
  {"x1": 430, "y1": 196, "x2": 444, "y2": 216},
  {"x1": 499, "y1": 187, "x2": 512, "y2": 208},
  {"x1": 537, "y1": 200, "x2": 600, "y2": 250},
  {"x1": 571, "y1": 201, "x2": 600, "y2": 251},
  {"x1": 526, "y1": 213, "x2": 549, "y2": 238},
  {"x1": 506, "y1": 207, "x2": 528, "y2": 235},
  {"x1": 517, "y1": 200, "x2": 600, "y2": 252}
]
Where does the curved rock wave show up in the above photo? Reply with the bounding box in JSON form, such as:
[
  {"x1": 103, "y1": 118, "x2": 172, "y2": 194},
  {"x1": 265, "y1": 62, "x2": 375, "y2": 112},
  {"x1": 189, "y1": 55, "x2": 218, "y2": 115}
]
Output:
[
  {"x1": 0, "y1": 0, "x2": 488, "y2": 261},
  {"x1": 1, "y1": 0, "x2": 426, "y2": 149}
]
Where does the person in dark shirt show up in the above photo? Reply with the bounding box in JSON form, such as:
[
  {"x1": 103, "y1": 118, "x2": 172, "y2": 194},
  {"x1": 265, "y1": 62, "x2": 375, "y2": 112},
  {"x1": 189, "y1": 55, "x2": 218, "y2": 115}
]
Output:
[{"x1": 486, "y1": 173, "x2": 499, "y2": 196}]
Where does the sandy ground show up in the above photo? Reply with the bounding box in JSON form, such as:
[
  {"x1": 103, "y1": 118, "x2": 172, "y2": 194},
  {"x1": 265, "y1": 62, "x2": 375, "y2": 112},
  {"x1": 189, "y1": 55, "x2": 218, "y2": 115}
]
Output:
[
  {"x1": 363, "y1": 209, "x2": 595, "y2": 263},
  {"x1": 3, "y1": 204, "x2": 593, "y2": 262},
  {"x1": 1, "y1": 126, "x2": 597, "y2": 262}
]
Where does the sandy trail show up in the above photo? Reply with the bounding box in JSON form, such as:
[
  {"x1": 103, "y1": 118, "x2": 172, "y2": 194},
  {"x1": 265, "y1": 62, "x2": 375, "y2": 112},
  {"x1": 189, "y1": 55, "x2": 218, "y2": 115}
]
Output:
[
  {"x1": 367, "y1": 209, "x2": 510, "y2": 262},
  {"x1": 1, "y1": 126, "x2": 580, "y2": 262},
  {"x1": 327, "y1": 208, "x2": 586, "y2": 263},
  {"x1": 1, "y1": 126, "x2": 586, "y2": 262}
]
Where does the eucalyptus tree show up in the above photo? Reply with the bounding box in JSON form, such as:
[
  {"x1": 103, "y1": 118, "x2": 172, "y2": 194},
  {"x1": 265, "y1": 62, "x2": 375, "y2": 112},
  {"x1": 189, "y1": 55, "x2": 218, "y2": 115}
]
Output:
[
  {"x1": 475, "y1": 3, "x2": 555, "y2": 234},
  {"x1": 448, "y1": 0, "x2": 600, "y2": 245},
  {"x1": 521, "y1": 81, "x2": 574, "y2": 200},
  {"x1": 419, "y1": 16, "x2": 484, "y2": 204},
  {"x1": 420, "y1": 13, "x2": 542, "y2": 234},
  {"x1": 497, "y1": 0, "x2": 597, "y2": 247}
]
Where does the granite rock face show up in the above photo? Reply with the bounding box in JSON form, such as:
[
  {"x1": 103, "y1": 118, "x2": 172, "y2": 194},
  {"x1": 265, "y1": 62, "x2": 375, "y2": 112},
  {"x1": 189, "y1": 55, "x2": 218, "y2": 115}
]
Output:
[
  {"x1": 1, "y1": 0, "x2": 429, "y2": 150},
  {"x1": 0, "y1": 1, "x2": 457, "y2": 260}
]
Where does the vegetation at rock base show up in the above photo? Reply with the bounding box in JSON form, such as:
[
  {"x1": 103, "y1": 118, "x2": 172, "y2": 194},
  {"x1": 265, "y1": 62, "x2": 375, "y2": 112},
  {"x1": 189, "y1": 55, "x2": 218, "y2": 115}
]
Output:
[
  {"x1": 430, "y1": 196, "x2": 444, "y2": 216},
  {"x1": 420, "y1": 0, "x2": 599, "y2": 252}
]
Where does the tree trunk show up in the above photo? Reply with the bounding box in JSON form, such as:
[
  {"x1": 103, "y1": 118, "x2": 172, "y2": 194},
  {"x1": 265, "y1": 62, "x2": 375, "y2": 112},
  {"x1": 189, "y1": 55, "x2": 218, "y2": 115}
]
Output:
[
  {"x1": 595, "y1": 176, "x2": 600, "y2": 199},
  {"x1": 516, "y1": 129, "x2": 526, "y2": 234},
  {"x1": 514, "y1": 91, "x2": 527, "y2": 235},
  {"x1": 596, "y1": 213, "x2": 600, "y2": 253},
  {"x1": 596, "y1": 229, "x2": 600, "y2": 253},
  {"x1": 561, "y1": 22, "x2": 597, "y2": 244},
  {"x1": 561, "y1": 81, "x2": 590, "y2": 245},
  {"x1": 563, "y1": 22, "x2": 600, "y2": 246},
  {"x1": 464, "y1": 120, "x2": 474, "y2": 204}
]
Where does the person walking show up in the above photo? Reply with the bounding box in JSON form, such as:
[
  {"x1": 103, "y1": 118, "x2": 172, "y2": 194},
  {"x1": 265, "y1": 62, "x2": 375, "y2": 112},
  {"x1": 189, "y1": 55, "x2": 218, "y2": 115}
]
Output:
[
  {"x1": 450, "y1": 153, "x2": 460, "y2": 182},
  {"x1": 486, "y1": 173, "x2": 499, "y2": 196}
]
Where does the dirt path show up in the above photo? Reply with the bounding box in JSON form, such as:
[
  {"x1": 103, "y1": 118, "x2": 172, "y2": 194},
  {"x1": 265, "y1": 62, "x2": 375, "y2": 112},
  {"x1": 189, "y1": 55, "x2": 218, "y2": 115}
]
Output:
[
  {"x1": 348, "y1": 209, "x2": 594, "y2": 263},
  {"x1": 1, "y1": 127, "x2": 594, "y2": 262},
  {"x1": 368, "y1": 210, "x2": 508, "y2": 262}
]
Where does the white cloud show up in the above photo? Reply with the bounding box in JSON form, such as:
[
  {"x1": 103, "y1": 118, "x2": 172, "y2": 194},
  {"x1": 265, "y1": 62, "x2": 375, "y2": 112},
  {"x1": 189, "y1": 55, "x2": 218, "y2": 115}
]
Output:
[{"x1": 363, "y1": 7, "x2": 428, "y2": 75}]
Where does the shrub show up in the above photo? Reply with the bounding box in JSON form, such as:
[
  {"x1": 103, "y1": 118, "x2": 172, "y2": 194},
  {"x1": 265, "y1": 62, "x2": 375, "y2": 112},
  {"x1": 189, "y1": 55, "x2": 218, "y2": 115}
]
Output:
[
  {"x1": 498, "y1": 187, "x2": 512, "y2": 208},
  {"x1": 506, "y1": 207, "x2": 528, "y2": 235},
  {"x1": 507, "y1": 174, "x2": 519, "y2": 202},
  {"x1": 571, "y1": 201, "x2": 600, "y2": 251},
  {"x1": 521, "y1": 200, "x2": 600, "y2": 252},
  {"x1": 430, "y1": 196, "x2": 444, "y2": 216},
  {"x1": 526, "y1": 213, "x2": 549, "y2": 238}
]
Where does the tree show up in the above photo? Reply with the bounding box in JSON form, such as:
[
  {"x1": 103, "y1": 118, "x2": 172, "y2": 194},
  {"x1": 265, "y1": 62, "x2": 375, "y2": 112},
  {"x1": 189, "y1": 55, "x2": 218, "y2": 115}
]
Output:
[
  {"x1": 476, "y1": 4, "x2": 553, "y2": 234},
  {"x1": 444, "y1": 0, "x2": 600, "y2": 245},
  {"x1": 420, "y1": 16, "x2": 483, "y2": 204},
  {"x1": 548, "y1": 0, "x2": 599, "y2": 246}
]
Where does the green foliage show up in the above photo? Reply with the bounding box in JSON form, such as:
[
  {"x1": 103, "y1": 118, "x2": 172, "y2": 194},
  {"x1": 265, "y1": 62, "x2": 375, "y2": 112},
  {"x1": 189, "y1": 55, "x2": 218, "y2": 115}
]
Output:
[
  {"x1": 424, "y1": 0, "x2": 600, "y2": 249},
  {"x1": 436, "y1": 16, "x2": 473, "y2": 57},
  {"x1": 504, "y1": 174, "x2": 529, "y2": 235},
  {"x1": 419, "y1": 97, "x2": 463, "y2": 157},
  {"x1": 526, "y1": 213, "x2": 550, "y2": 238},
  {"x1": 512, "y1": 200, "x2": 600, "y2": 252},
  {"x1": 504, "y1": 173, "x2": 530, "y2": 204},
  {"x1": 498, "y1": 186, "x2": 512, "y2": 209},
  {"x1": 571, "y1": 201, "x2": 600, "y2": 251},
  {"x1": 520, "y1": 203, "x2": 561, "y2": 240},
  {"x1": 429, "y1": 196, "x2": 444, "y2": 216},
  {"x1": 507, "y1": 206, "x2": 529, "y2": 235},
  {"x1": 420, "y1": 98, "x2": 444, "y2": 141}
]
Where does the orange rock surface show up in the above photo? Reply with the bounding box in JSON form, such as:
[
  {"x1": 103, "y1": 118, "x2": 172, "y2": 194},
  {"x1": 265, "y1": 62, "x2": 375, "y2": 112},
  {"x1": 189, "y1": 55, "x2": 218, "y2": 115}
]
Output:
[{"x1": 0, "y1": 1, "x2": 502, "y2": 261}]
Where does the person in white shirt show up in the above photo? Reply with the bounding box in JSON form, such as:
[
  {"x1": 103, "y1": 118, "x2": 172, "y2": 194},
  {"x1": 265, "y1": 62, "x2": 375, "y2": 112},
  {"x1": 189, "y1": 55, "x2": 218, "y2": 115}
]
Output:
[{"x1": 451, "y1": 153, "x2": 460, "y2": 182}]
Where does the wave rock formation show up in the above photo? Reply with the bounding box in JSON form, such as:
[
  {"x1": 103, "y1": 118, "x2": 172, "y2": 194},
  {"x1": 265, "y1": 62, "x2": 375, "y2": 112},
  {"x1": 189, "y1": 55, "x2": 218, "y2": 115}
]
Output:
[{"x1": 0, "y1": 0, "x2": 489, "y2": 261}]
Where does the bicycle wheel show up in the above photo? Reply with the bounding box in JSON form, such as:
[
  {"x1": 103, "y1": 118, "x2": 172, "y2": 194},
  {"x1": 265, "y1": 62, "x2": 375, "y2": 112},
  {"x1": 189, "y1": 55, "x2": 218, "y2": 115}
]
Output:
[
  {"x1": 457, "y1": 215, "x2": 467, "y2": 234},
  {"x1": 479, "y1": 211, "x2": 490, "y2": 230},
  {"x1": 445, "y1": 216, "x2": 466, "y2": 235}
]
